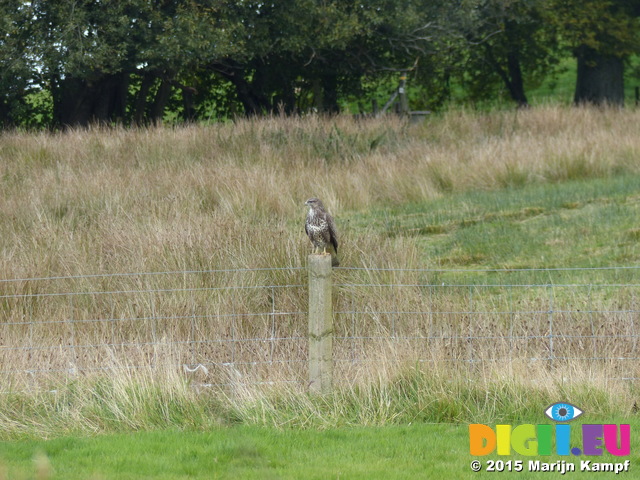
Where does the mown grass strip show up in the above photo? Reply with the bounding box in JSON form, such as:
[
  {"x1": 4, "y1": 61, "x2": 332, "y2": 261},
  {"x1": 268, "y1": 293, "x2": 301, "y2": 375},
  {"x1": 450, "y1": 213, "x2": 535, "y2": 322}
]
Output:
[
  {"x1": 0, "y1": 424, "x2": 465, "y2": 480},
  {"x1": 2, "y1": 419, "x2": 640, "y2": 480},
  {"x1": 349, "y1": 173, "x2": 640, "y2": 284}
]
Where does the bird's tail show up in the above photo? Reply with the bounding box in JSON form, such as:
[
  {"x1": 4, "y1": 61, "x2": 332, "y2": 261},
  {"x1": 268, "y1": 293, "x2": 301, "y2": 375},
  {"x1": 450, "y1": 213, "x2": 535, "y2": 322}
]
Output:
[{"x1": 329, "y1": 246, "x2": 340, "y2": 267}]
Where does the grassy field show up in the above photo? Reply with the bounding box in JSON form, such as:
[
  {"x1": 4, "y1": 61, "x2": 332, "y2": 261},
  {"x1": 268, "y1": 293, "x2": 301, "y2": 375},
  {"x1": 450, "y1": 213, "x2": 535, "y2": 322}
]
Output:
[
  {"x1": 2, "y1": 424, "x2": 461, "y2": 479},
  {"x1": 1, "y1": 106, "x2": 640, "y2": 475},
  {"x1": 2, "y1": 420, "x2": 639, "y2": 479}
]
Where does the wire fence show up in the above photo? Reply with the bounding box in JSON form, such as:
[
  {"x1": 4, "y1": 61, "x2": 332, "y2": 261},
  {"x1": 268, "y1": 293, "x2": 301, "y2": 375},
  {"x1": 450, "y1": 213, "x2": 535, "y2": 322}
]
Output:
[{"x1": 1, "y1": 264, "x2": 640, "y2": 389}]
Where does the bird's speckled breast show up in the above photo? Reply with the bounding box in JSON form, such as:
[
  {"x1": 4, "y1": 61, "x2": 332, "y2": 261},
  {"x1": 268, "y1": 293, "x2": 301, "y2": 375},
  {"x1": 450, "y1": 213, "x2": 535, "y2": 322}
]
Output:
[{"x1": 306, "y1": 211, "x2": 328, "y2": 246}]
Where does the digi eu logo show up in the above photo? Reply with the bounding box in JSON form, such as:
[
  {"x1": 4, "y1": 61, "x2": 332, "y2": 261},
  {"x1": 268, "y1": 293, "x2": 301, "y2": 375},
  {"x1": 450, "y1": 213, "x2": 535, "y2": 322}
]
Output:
[
  {"x1": 469, "y1": 402, "x2": 630, "y2": 456},
  {"x1": 544, "y1": 402, "x2": 583, "y2": 422}
]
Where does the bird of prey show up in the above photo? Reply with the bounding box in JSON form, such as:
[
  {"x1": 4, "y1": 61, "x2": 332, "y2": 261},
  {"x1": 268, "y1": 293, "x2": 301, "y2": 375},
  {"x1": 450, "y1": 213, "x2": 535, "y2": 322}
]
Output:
[{"x1": 305, "y1": 197, "x2": 339, "y2": 267}]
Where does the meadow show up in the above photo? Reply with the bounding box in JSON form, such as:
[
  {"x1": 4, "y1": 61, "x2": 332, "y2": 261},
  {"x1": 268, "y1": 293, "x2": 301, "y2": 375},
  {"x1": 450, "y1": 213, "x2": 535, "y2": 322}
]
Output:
[{"x1": 1, "y1": 106, "x2": 640, "y2": 476}]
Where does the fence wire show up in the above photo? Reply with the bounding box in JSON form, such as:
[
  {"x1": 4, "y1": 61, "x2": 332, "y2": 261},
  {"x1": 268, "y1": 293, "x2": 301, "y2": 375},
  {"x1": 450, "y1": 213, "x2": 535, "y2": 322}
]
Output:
[
  {"x1": 0, "y1": 267, "x2": 308, "y2": 389},
  {"x1": 1, "y1": 265, "x2": 639, "y2": 389}
]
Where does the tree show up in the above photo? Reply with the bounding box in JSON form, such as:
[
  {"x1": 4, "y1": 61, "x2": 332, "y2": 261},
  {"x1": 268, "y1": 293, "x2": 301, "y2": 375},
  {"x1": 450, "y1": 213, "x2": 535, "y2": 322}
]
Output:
[
  {"x1": 13, "y1": 1, "x2": 240, "y2": 127},
  {"x1": 6, "y1": 0, "x2": 638, "y2": 128},
  {"x1": 209, "y1": 0, "x2": 383, "y2": 115},
  {"x1": 553, "y1": 0, "x2": 640, "y2": 106},
  {"x1": 0, "y1": 1, "x2": 38, "y2": 127},
  {"x1": 452, "y1": 0, "x2": 561, "y2": 107}
]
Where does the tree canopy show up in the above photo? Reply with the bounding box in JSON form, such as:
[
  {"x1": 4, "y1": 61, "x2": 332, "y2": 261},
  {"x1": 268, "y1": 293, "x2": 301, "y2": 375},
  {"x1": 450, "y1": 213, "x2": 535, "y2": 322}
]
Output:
[{"x1": 0, "y1": 0, "x2": 638, "y2": 128}]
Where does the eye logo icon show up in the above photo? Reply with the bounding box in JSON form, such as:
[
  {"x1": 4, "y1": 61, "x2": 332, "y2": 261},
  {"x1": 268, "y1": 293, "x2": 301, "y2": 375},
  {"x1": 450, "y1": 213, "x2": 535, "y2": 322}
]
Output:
[
  {"x1": 470, "y1": 402, "x2": 631, "y2": 457},
  {"x1": 545, "y1": 402, "x2": 583, "y2": 422}
]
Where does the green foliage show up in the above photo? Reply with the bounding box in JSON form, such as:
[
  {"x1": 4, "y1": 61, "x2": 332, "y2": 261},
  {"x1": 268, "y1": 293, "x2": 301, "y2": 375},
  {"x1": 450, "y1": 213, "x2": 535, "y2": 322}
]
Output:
[
  {"x1": 0, "y1": 1, "x2": 522, "y2": 124},
  {"x1": 0, "y1": 0, "x2": 638, "y2": 125},
  {"x1": 456, "y1": 0, "x2": 562, "y2": 106},
  {"x1": 552, "y1": 0, "x2": 640, "y2": 58}
]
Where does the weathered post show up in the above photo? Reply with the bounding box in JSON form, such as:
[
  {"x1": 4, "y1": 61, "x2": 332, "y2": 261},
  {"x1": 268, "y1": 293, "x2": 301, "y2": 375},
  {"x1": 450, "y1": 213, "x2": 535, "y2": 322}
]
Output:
[
  {"x1": 308, "y1": 254, "x2": 333, "y2": 394},
  {"x1": 398, "y1": 74, "x2": 409, "y2": 115}
]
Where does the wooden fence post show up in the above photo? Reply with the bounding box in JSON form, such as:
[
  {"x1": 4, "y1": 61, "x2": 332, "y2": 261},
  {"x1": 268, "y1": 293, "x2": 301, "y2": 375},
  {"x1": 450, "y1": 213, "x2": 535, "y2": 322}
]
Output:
[{"x1": 308, "y1": 254, "x2": 333, "y2": 393}]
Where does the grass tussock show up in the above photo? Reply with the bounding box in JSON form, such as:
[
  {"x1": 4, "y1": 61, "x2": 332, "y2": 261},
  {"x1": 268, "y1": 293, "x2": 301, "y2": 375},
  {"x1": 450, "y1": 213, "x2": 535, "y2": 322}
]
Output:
[
  {"x1": 225, "y1": 363, "x2": 607, "y2": 429},
  {"x1": 0, "y1": 361, "x2": 223, "y2": 439},
  {"x1": 2, "y1": 106, "x2": 640, "y2": 437}
]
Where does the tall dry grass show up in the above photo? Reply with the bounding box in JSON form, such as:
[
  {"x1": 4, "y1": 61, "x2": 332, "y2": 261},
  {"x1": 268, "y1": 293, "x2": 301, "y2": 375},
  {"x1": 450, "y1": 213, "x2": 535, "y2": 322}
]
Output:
[
  {"x1": 2, "y1": 106, "x2": 640, "y2": 436},
  {"x1": 2, "y1": 107, "x2": 640, "y2": 278}
]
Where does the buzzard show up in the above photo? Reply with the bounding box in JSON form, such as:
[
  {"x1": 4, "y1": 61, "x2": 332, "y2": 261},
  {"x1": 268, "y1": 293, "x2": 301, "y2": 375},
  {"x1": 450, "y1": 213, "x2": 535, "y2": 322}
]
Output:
[{"x1": 305, "y1": 197, "x2": 339, "y2": 266}]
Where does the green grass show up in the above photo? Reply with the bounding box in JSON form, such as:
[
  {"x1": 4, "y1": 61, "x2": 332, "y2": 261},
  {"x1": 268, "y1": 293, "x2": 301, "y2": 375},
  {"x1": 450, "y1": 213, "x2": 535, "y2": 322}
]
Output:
[
  {"x1": 2, "y1": 420, "x2": 638, "y2": 479},
  {"x1": 351, "y1": 173, "x2": 640, "y2": 285},
  {"x1": 0, "y1": 424, "x2": 462, "y2": 479}
]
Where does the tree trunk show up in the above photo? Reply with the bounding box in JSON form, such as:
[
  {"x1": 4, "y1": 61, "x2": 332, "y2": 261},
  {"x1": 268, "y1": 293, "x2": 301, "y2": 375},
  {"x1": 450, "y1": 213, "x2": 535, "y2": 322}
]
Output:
[
  {"x1": 52, "y1": 74, "x2": 131, "y2": 127},
  {"x1": 274, "y1": 79, "x2": 297, "y2": 115},
  {"x1": 232, "y1": 78, "x2": 264, "y2": 115},
  {"x1": 150, "y1": 78, "x2": 172, "y2": 125},
  {"x1": 181, "y1": 87, "x2": 196, "y2": 122},
  {"x1": 574, "y1": 47, "x2": 624, "y2": 106},
  {"x1": 0, "y1": 100, "x2": 14, "y2": 128},
  {"x1": 505, "y1": 52, "x2": 529, "y2": 107},
  {"x1": 114, "y1": 73, "x2": 129, "y2": 123},
  {"x1": 92, "y1": 73, "x2": 129, "y2": 124},
  {"x1": 52, "y1": 76, "x2": 93, "y2": 127},
  {"x1": 211, "y1": 62, "x2": 272, "y2": 116},
  {"x1": 133, "y1": 73, "x2": 156, "y2": 126},
  {"x1": 312, "y1": 78, "x2": 323, "y2": 113},
  {"x1": 224, "y1": 72, "x2": 270, "y2": 116},
  {"x1": 483, "y1": 44, "x2": 529, "y2": 108},
  {"x1": 321, "y1": 73, "x2": 340, "y2": 114}
]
